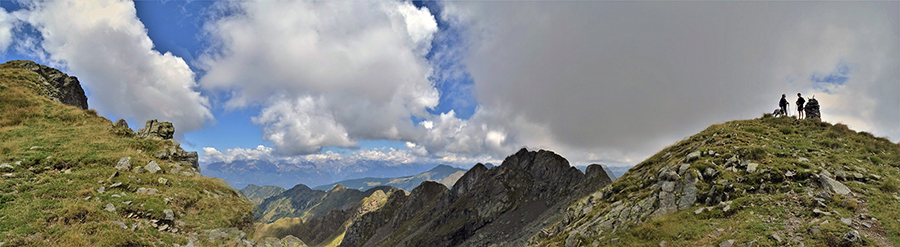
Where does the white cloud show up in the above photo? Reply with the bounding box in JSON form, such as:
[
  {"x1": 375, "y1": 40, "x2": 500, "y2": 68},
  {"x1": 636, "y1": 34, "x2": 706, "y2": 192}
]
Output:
[
  {"x1": 16, "y1": 0, "x2": 212, "y2": 132},
  {"x1": 201, "y1": 145, "x2": 274, "y2": 163},
  {"x1": 435, "y1": 1, "x2": 899, "y2": 166},
  {"x1": 0, "y1": 8, "x2": 15, "y2": 53},
  {"x1": 199, "y1": 0, "x2": 439, "y2": 155}
]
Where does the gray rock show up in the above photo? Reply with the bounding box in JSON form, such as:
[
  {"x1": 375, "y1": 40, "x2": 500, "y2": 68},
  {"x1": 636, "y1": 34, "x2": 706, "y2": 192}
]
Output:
[
  {"x1": 678, "y1": 173, "x2": 698, "y2": 210},
  {"x1": 808, "y1": 226, "x2": 821, "y2": 235},
  {"x1": 115, "y1": 157, "x2": 132, "y2": 170},
  {"x1": 3, "y1": 173, "x2": 16, "y2": 178},
  {"x1": 785, "y1": 171, "x2": 796, "y2": 177},
  {"x1": 813, "y1": 208, "x2": 831, "y2": 216},
  {"x1": 136, "y1": 187, "x2": 157, "y2": 195},
  {"x1": 105, "y1": 203, "x2": 116, "y2": 213},
  {"x1": 704, "y1": 168, "x2": 719, "y2": 179},
  {"x1": 662, "y1": 181, "x2": 676, "y2": 192},
  {"x1": 0, "y1": 163, "x2": 13, "y2": 172},
  {"x1": 746, "y1": 163, "x2": 759, "y2": 173},
  {"x1": 653, "y1": 191, "x2": 677, "y2": 218},
  {"x1": 158, "y1": 177, "x2": 168, "y2": 185},
  {"x1": 164, "y1": 209, "x2": 174, "y2": 221},
  {"x1": 659, "y1": 240, "x2": 667, "y2": 247},
  {"x1": 3, "y1": 60, "x2": 88, "y2": 109},
  {"x1": 97, "y1": 186, "x2": 105, "y2": 194},
  {"x1": 771, "y1": 233, "x2": 783, "y2": 243},
  {"x1": 798, "y1": 157, "x2": 809, "y2": 163},
  {"x1": 610, "y1": 238, "x2": 619, "y2": 244},
  {"x1": 137, "y1": 120, "x2": 175, "y2": 140},
  {"x1": 841, "y1": 217, "x2": 852, "y2": 225},
  {"x1": 145, "y1": 161, "x2": 161, "y2": 174},
  {"x1": 112, "y1": 220, "x2": 127, "y2": 229},
  {"x1": 686, "y1": 151, "x2": 701, "y2": 162},
  {"x1": 115, "y1": 119, "x2": 129, "y2": 129},
  {"x1": 264, "y1": 237, "x2": 285, "y2": 247},
  {"x1": 110, "y1": 182, "x2": 122, "y2": 188},
  {"x1": 679, "y1": 164, "x2": 690, "y2": 175},
  {"x1": 820, "y1": 172, "x2": 851, "y2": 195},
  {"x1": 565, "y1": 232, "x2": 582, "y2": 247},
  {"x1": 158, "y1": 224, "x2": 168, "y2": 232},
  {"x1": 719, "y1": 239, "x2": 735, "y2": 247},
  {"x1": 842, "y1": 230, "x2": 860, "y2": 244}
]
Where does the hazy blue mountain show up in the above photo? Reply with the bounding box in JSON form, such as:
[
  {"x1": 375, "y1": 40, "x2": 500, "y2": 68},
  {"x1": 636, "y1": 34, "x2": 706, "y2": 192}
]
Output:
[
  {"x1": 201, "y1": 159, "x2": 440, "y2": 189},
  {"x1": 314, "y1": 164, "x2": 467, "y2": 191}
]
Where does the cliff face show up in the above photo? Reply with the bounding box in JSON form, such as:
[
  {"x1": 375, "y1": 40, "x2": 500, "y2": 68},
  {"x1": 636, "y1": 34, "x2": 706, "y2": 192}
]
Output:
[
  {"x1": 339, "y1": 148, "x2": 614, "y2": 247},
  {"x1": 2, "y1": 60, "x2": 88, "y2": 110}
]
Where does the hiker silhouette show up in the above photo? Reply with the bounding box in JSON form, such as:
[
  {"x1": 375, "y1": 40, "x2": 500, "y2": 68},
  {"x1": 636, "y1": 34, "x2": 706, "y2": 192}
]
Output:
[{"x1": 777, "y1": 94, "x2": 789, "y2": 117}]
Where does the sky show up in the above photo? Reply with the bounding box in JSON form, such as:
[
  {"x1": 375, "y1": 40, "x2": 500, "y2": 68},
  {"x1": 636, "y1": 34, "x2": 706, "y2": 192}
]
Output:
[{"x1": 0, "y1": 0, "x2": 896, "y2": 169}]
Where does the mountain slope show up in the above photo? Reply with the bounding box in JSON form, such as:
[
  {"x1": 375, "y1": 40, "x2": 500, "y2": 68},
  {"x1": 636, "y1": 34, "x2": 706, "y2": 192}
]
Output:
[
  {"x1": 339, "y1": 148, "x2": 615, "y2": 247},
  {"x1": 538, "y1": 115, "x2": 900, "y2": 246},
  {"x1": 242, "y1": 184, "x2": 286, "y2": 206},
  {"x1": 0, "y1": 61, "x2": 255, "y2": 246},
  {"x1": 314, "y1": 164, "x2": 467, "y2": 192}
]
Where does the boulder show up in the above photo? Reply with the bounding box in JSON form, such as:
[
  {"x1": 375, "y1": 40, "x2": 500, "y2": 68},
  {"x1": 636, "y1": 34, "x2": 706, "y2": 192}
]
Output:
[
  {"x1": 137, "y1": 120, "x2": 175, "y2": 140},
  {"x1": 819, "y1": 171, "x2": 851, "y2": 195},
  {"x1": 146, "y1": 161, "x2": 161, "y2": 174},
  {"x1": 2, "y1": 60, "x2": 88, "y2": 109},
  {"x1": 115, "y1": 119, "x2": 129, "y2": 129},
  {"x1": 115, "y1": 157, "x2": 132, "y2": 171},
  {"x1": 842, "y1": 230, "x2": 860, "y2": 244}
]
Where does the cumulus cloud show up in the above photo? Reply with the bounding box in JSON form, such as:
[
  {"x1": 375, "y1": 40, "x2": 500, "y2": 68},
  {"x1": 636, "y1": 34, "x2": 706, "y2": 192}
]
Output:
[
  {"x1": 0, "y1": 8, "x2": 15, "y2": 53},
  {"x1": 437, "y1": 1, "x2": 899, "y2": 165},
  {"x1": 14, "y1": 0, "x2": 212, "y2": 132},
  {"x1": 199, "y1": 0, "x2": 439, "y2": 155},
  {"x1": 202, "y1": 145, "x2": 275, "y2": 163}
]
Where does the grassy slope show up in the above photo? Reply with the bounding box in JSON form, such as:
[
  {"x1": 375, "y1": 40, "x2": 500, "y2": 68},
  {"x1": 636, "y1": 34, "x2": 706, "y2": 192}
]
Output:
[
  {"x1": 544, "y1": 115, "x2": 900, "y2": 246},
  {"x1": 0, "y1": 65, "x2": 253, "y2": 246}
]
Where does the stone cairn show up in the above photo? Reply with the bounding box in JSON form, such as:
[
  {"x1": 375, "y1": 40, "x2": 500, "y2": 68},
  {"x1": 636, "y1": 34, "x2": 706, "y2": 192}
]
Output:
[{"x1": 804, "y1": 97, "x2": 821, "y2": 119}]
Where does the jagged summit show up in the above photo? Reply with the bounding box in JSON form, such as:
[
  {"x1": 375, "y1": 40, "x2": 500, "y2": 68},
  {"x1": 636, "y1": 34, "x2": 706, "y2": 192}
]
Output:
[
  {"x1": 339, "y1": 148, "x2": 614, "y2": 247},
  {"x1": 538, "y1": 115, "x2": 900, "y2": 246}
]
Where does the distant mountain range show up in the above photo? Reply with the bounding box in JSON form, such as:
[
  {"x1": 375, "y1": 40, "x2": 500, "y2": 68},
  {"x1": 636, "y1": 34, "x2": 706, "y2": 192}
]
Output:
[
  {"x1": 201, "y1": 159, "x2": 444, "y2": 189},
  {"x1": 314, "y1": 164, "x2": 467, "y2": 191}
]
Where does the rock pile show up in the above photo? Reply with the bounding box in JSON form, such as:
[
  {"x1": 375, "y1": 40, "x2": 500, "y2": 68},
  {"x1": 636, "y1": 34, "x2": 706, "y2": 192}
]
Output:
[
  {"x1": 3, "y1": 60, "x2": 88, "y2": 110},
  {"x1": 804, "y1": 97, "x2": 821, "y2": 119},
  {"x1": 134, "y1": 119, "x2": 200, "y2": 171}
]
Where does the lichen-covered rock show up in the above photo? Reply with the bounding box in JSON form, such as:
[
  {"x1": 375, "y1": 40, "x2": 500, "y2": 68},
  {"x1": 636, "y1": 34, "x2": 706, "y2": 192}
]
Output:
[
  {"x1": 137, "y1": 119, "x2": 175, "y2": 140},
  {"x1": 115, "y1": 157, "x2": 132, "y2": 171}
]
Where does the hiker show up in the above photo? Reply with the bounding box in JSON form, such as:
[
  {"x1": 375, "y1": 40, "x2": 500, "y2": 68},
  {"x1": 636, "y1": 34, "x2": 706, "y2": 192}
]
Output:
[
  {"x1": 778, "y1": 94, "x2": 789, "y2": 117},
  {"x1": 796, "y1": 93, "x2": 805, "y2": 119}
]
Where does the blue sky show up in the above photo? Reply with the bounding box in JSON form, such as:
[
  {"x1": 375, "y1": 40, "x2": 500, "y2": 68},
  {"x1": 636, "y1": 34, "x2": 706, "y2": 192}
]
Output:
[{"x1": 0, "y1": 0, "x2": 896, "y2": 169}]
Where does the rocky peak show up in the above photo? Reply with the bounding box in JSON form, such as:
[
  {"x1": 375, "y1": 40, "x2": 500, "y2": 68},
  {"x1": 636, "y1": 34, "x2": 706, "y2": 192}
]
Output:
[
  {"x1": 451, "y1": 163, "x2": 488, "y2": 198},
  {"x1": 2, "y1": 60, "x2": 88, "y2": 110}
]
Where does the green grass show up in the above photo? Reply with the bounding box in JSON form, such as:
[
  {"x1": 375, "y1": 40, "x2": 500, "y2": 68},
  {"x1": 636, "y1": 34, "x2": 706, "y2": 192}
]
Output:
[
  {"x1": 541, "y1": 113, "x2": 900, "y2": 247},
  {"x1": 0, "y1": 64, "x2": 253, "y2": 246}
]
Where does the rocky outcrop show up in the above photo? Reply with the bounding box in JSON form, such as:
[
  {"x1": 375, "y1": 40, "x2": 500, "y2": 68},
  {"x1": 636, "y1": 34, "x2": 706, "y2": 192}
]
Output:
[
  {"x1": 137, "y1": 119, "x2": 175, "y2": 140},
  {"x1": 3, "y1": 60, "x2": 88, "y2": 110},
  {"x1": 133, "y1": 119, "x2": 200, "y2": 171}
]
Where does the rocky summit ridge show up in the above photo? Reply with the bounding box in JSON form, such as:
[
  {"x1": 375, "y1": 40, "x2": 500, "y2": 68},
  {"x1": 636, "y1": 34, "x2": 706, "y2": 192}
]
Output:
[
  {"x1": 538, "y1": 115, "x2": 900, "y2": 247},
  {"x1": 337, "y1": 148, "x2": 614, "y2": 247}
]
